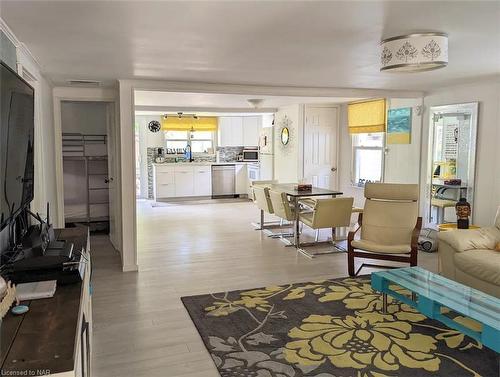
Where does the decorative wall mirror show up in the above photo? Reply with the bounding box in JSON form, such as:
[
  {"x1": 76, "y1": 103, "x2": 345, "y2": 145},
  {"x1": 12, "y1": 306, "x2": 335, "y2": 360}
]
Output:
[
  {"x1": 280, "y1": 127, "x2": 290, "y2": 145},
  {"x1": 426, "y1": 102, "x2": 478, "y2": 226}
]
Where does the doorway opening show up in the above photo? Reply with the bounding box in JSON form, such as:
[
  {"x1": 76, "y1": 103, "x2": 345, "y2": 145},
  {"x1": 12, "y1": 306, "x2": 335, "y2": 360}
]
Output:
[{"x1": 61, "y1": 101, "x2": 115, "y2": 234}]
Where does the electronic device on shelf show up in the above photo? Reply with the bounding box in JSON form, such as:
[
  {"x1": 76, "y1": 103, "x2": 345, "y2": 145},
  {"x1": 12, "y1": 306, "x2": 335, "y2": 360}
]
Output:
[{"x1": 0, "y1": 62, "x2": 82, "y2": 285}]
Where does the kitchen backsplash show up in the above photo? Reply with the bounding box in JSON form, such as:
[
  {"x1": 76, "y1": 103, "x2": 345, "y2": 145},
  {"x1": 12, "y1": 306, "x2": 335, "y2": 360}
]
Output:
[
  {"x1": 146, "y1": 147, "x2": 217, "y2": 199},
  {"x1": 217, "y1": 146, "x2": 244, "y2": 162}
]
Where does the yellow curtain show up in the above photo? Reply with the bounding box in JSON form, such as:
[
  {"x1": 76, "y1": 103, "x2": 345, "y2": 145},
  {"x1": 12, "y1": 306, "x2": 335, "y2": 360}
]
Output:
[
  {"x1": 161, "y1": 116, "x2": 218, "y2": 131},
  {"x1": 348, "y1": 99, "x2": 386, "y2": 134}
]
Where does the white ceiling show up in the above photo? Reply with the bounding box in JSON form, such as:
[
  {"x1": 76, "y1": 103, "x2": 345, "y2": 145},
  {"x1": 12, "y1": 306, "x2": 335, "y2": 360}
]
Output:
[
  {"x1": 2, "y1": 1, "x2": 499, "y2": 91},
  {"x1": 134, "y1": 91, "x2": 360, "y2": 110}
]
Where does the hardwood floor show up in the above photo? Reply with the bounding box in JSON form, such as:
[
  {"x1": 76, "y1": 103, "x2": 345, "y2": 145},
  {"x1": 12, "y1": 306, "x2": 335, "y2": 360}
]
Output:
[{"x1": 91, "y1": 199, "x2": 438, "y2": 377}]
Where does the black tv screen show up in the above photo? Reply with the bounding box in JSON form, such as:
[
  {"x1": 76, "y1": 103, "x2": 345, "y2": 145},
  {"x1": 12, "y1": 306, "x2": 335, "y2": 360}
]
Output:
[{"x1": 0, "y1": 61, "x2": 35, "y2": 230}]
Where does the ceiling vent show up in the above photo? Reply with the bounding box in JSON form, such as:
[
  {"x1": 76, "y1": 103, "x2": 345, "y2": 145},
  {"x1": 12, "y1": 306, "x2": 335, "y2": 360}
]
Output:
[{"x1": 67, "y1": 79, "x2": 101, "y2": 86}]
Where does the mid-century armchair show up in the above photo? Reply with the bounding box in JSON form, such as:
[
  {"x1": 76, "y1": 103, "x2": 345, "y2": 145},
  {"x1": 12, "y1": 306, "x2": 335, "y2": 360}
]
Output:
[{"x1": 348, "y1": 183, "x2": 422, "y2": 276}]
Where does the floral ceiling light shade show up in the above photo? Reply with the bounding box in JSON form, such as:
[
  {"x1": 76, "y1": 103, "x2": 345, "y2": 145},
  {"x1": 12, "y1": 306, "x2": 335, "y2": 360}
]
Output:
[{"x1": 380, "y1": 32, "x2": 448, "y2": 72}]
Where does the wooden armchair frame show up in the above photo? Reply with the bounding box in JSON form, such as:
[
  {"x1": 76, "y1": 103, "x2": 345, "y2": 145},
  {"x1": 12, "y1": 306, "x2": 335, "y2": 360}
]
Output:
[{"x1": 347, "y1": 213, "x2": 422, "y2": 276}]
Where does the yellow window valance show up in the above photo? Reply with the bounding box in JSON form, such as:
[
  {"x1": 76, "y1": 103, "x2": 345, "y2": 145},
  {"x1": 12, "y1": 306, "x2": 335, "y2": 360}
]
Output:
[
  {"x1": 348, "y1": 99, "x2": 387, "y2": 134},
  {"x1": 162, "y1": 116, "x2": 218, "y2": 131}
]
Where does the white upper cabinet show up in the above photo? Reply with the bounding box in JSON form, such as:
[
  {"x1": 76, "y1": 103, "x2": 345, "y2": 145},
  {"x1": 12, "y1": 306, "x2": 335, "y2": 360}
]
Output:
[
  {"x1": 242, "y1": 116, "x2": 262, "y2": 147},
  {"x1": 218, "y1": 116, "x2": 262, "y2": 147},
  {"x1": 218, "y1": 117, "x2": 233, "y2": 147}
]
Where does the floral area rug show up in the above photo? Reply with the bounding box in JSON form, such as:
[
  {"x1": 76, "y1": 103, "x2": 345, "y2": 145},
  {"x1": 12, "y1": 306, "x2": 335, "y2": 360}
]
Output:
[{"x1": 181, "y1": 276, "x2": 499, "y2": 377}]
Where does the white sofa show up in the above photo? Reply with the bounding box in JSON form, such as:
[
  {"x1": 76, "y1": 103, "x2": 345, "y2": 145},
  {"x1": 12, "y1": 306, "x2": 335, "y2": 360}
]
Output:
[{"x1": 438, "y1": 207, "x2": 500, "y2": 298}]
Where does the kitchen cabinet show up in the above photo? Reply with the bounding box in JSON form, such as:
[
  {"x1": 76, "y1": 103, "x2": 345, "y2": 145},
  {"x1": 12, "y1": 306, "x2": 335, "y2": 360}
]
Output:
[
  {"x1": 218, "y1": 117, "x2": 233, "y2": 147},
  {"x1": 235, "y1": 164, "x2": 248, "y2": 195},
  {"x1": 218, "y1": 117, "x2": 242, "y2": 147},
  {"x1": 175, "y1": 166, "x2": 195, "y2": 197},
  {"x1": 154, "y1": 165, "x2": 176, "y2": 198},
  {"x1": 153, "y1": 163, "x2": 249, "y2": 200},
  {"x1": 242, "y1": 116, "x2": 262, "y2": 146},
  {"x1": 194, "y1": 166, "x2": 212, "y2": 196},
  {"x1": 218, "y1": 116, "x2": 262, "y2": 147}
]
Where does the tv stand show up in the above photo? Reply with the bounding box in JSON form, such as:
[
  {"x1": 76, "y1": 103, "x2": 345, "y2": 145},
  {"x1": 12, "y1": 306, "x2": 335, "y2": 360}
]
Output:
[{"x1": 1, "y1": 227, "x2": 92, "y2": 376}]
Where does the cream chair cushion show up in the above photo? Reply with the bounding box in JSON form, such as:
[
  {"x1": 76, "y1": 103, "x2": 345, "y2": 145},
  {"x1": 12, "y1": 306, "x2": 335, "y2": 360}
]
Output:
[
  {"x1": 361, "y1": 199, "x2": 418, "y2": 246},
  {"x1": 365, "y1": 183, "x2": 419, "y2": 201},
  {"x1": 351, "y1": 239, "x2": 411, "y2": 254},
  {"x1": 253, "y1": 186, "x2": 273, "y2": 214},
  {"x1": 268, "y1": 190, "x2": 295, "y2": 221},
  {"x1": 300, "y1": 197, "x2": 354, "y2": 229},
  {"x1": 454, "y1": 249, "x2": 500, "y2": 286}
]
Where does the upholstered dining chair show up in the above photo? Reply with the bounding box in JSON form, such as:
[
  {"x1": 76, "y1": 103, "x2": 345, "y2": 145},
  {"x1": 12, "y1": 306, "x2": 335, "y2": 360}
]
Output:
[
  {"x1": 268, "y1": 190, "x2": 303, "y2": 241},
  {"x1": 298, "y1": 197, "x2": 354, "y2": 256},
  {"x1": 348, "y1": 183, "x2": 422, "y2": 276},
  {"x1": 252, "y1": 184, "x2": 282, "y2": 236}
]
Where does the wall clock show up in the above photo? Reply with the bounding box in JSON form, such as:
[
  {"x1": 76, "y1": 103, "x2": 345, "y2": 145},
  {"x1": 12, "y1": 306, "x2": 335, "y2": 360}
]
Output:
[{"x1": 148, "y1": 120, "x2": 161, "y2": 133}]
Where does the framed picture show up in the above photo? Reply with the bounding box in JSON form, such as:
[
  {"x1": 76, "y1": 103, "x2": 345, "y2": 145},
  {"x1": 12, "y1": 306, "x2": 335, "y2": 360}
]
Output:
[{"x1": 387, "y1": 107, "x2": 412, "y2": 144}]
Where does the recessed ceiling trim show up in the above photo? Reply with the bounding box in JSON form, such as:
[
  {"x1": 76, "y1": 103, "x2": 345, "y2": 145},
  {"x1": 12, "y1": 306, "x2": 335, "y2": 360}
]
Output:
[{"x1": 134, "y1": 105, "x2": 277, "y2": 114}]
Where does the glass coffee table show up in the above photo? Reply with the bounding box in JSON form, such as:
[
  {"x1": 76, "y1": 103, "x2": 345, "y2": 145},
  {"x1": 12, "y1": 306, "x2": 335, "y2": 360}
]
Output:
[{"x1": 371, "y1": 266, "x2": 500, "y2": 353}]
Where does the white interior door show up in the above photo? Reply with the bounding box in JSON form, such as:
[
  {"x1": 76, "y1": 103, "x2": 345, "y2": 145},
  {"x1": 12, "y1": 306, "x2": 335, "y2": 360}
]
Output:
[
  {"x1": 303, "y1": 106, "x2": 338, "y2": 189},
  {"x1": 106, "y1": 103, "x2": 120, "y2": 249}
]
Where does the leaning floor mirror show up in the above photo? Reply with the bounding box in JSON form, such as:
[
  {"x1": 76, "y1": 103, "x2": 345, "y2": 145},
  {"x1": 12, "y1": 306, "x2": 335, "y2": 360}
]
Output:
[{"x1": 427, "y1": 102, "x2": 479, "y2": 226}]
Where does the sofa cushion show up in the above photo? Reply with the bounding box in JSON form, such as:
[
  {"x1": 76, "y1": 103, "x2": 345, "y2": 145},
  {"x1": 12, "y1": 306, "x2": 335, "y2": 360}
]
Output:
[
  {"x1": 454, "y1": 249, "x2": 500, "y2": 286},
  {"x1": 438, "y1": 227, "x2": 500, "y2": 252}
]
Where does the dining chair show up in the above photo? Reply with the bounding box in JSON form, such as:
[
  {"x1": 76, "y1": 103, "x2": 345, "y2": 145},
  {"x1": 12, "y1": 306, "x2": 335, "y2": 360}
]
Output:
[
  {"x1": 348, "y1": 182, "x2": 422, "y2": 276},
  {"x1": 268, "y1": 190, "x2": 303, "y2": 241},
  {"x1": 251, "y1": 180, "x2": 279, "y2": 231},
  {"x1": 298, "y1": 197, "x2": 354, "y2": 257}
]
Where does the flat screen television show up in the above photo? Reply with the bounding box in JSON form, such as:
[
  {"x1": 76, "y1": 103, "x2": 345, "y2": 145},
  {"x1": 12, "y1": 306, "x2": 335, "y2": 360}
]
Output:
[{"x1": 0, "y1": 60, "x2": 35, "y2": 231}]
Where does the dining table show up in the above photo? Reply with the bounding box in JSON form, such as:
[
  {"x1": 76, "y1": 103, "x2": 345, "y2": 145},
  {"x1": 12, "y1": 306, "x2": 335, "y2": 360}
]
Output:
[{"x1": 265, "y1": 183, "x2": 343, "y2": 254}]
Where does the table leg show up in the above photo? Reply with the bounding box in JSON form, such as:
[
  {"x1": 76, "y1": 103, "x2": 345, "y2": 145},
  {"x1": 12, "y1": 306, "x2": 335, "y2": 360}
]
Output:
[
  {"x1": 260, "y1": 209, "x2": 264, "y2": 230},
  {"x1": 382, "y1": 293, "x2": 388, "y2": 314}
]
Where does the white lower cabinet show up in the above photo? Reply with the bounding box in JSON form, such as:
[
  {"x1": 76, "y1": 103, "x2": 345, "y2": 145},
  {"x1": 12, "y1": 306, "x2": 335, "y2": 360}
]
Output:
[
  {"x1": 194, "y1": 166, "x2": 212, "y2": 196},
  {"x1": 153, "y1": 163, "x2": 248, "y2": 200},
  {"x1": 235, "y1": 164, "x2": 248, "y2": 195},
  {"x1": 175, "y1": 167, "x2": 195, "y2": 197}
]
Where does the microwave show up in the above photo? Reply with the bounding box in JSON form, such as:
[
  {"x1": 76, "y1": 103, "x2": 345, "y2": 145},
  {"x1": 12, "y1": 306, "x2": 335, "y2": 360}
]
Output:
[{"x1": 242, "y1": 149, "x2": 259, "y2": 161}]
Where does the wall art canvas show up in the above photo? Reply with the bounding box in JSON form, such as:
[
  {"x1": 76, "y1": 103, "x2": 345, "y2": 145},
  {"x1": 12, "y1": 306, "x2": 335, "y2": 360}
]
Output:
[{"x1": 387, "y1": 107, "x2": 412, "y2": 144}]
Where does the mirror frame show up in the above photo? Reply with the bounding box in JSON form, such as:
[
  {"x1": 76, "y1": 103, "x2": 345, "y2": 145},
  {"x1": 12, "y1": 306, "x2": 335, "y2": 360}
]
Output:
[{"x1": 426, "y1": 102, "x2": 479, "y2": 225}]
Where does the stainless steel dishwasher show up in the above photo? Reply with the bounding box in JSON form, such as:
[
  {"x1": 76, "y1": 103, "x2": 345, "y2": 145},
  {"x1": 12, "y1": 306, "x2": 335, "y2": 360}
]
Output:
[{"x1": 211, "y1": 164, "x2": 236, "y2": 198}]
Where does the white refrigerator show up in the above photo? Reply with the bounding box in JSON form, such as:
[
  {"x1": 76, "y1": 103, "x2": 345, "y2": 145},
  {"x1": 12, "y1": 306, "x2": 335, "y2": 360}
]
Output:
[{"x1": 259, "y1": 126, "x2": 274, "y2": 180}]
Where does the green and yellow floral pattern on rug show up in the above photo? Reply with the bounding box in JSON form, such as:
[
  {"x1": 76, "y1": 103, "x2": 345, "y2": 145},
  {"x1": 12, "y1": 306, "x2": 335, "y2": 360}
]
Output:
[{"x1": 181, "y1": 277, "x2": 498, "y2": 377}]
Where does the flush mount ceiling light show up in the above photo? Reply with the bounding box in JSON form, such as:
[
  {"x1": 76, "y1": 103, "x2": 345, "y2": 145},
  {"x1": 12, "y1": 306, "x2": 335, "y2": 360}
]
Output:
[
  {"x1": 247, "y1": 98, "x2": 264, "y2": 109},
  {"x1": 380, "y1": 32, "x2": 448, "y2": 72}
]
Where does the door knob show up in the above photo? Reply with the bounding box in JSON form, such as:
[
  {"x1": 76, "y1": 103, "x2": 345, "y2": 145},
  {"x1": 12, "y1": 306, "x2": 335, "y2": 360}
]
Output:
[{"x1": 331, "y1": 167, "x2": 337, "y2": 172}]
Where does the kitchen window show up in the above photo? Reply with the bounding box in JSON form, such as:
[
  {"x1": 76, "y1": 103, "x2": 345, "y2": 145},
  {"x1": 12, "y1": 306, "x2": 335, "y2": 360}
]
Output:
[
  {"x1": 165, "y1": 130, "x2": 215, "y2": 154},
  {"x1": 352, "y1": 133, "x2": 384, "y2": 187}
]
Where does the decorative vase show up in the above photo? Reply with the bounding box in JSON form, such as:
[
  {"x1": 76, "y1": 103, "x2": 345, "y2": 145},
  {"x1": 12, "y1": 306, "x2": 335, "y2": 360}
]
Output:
[{"x1": 455, "y1": 197, "x2": 471, "y2": 229}]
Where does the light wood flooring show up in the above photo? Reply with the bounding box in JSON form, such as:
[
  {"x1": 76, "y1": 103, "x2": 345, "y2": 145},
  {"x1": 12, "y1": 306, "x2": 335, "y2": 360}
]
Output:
[{"x1": 91, "y1": 199, "x2": 438, "y2": 377}]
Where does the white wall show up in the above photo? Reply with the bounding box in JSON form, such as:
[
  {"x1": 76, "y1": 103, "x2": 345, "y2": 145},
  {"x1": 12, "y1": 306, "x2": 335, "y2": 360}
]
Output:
[
  {"x1": 61, "y1": 101, "x2": 108, "y2": 134},
  {"x1": 135, "y1": 115, "x2": 164, "y2": 198},
  {"x1": 274, "y1": 104, "x2": 304, "y2": 183},
  {"x1": 384, "y1": 98, "x2": 423, "y2": 184},
  {"x1": 422, "y1": 80, "x2": 500, "y2": 226}
]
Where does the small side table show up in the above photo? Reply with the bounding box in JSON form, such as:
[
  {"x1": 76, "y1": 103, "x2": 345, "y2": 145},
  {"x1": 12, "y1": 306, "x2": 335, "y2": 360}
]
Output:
[{"x1": 438, "y1": 223, "x2": 480, "y2": 231}]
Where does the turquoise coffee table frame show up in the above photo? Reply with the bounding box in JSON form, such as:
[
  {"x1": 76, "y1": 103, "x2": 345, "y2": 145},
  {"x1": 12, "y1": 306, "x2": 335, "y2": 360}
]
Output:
[{"x1": 371, "y1": 266, "x2": 500, "y2": 353}]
